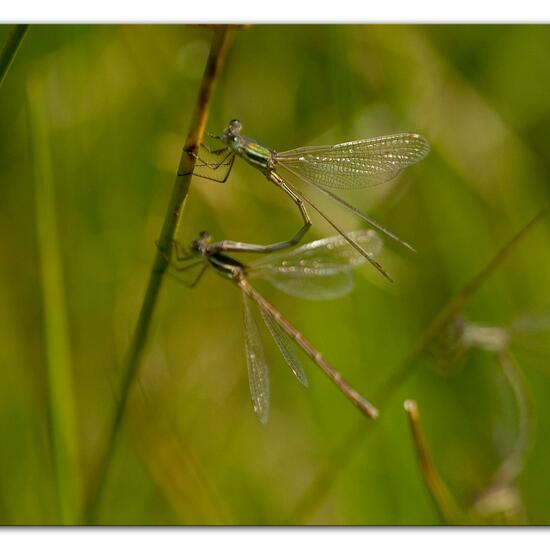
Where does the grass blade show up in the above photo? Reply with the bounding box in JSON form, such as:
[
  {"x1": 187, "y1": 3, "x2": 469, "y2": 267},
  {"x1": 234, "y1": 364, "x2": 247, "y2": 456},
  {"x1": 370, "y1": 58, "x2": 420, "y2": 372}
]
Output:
[
  {"x1": 0, "y1": 25, "x2": 29, "y2": 90},
  {"x1": 27, "y1": 76, "x2": 81, "y2": 524},
  {"x1": 488, "y1": 350, "x2": 535, "y2": 490}
]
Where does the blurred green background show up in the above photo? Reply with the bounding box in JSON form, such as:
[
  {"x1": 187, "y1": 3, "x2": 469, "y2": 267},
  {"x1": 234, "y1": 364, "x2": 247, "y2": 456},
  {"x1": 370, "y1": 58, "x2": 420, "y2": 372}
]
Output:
[{"x1": 1, "y1": 24, "x2": 550, "y2": 525}]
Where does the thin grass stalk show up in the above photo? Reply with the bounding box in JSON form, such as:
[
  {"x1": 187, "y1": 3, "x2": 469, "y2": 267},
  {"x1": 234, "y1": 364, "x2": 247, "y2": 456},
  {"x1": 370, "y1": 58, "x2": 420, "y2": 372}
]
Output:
[
  {"x1": 464, "y1": 349, "x2": 533, "y2": 524},
  {"x1": 375, "y1": 206, "x2": 549, "y2": 403},
  {"x1": 0, "y1": 25, "x2": 28, "y2": 89},
  {"x1": 490, "y1": 350, "x2": 535, "y2": 489},
  {"x1": 84, "y1": 26, "x2": 233, "y2": 523},
  {"x1": 27, "y1": 76, "x2": 81, "y2": 524},
  {"x1": 289, "y1": 207, "x2": 548, "y2": 523},
  {"x1": 403, "y1": 400, "x2": 467, "y2": 525}
]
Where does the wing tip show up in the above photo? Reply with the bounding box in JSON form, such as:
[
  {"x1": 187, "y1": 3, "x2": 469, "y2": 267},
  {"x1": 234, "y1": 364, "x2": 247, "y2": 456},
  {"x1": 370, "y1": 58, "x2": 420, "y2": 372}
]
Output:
[
  {"x1": 411, "y1": 132, "x2": 431, "y2": 159},
  {"x1": 256, "y1": 407, "x2": 269, "y2": 424}
]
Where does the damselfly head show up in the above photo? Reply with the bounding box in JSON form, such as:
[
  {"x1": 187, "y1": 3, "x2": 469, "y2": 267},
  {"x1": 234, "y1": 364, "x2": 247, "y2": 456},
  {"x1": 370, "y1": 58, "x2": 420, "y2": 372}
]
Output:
[
  {"x1": 222, "y1": 119, "x2": 243, "y2": 143},
  {"x1": 191, "y1": 231, "x2": 212, "y2": 254}
]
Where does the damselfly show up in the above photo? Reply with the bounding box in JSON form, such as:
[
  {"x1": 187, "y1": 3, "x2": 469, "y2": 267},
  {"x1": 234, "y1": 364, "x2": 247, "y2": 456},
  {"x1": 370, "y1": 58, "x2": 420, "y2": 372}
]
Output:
[
  {"x1": 189, "y1": 120, "x2": 430, "y2": 281},
  {"x1": 170, "y1": 229, "x2": 383, "y2": 423}
]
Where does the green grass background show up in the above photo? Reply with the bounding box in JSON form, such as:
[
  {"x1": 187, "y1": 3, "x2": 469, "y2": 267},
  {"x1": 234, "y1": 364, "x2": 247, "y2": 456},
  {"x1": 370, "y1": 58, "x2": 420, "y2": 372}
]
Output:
[{"x1": 1, "y1": 24, "x2": 550, "y2": 525}]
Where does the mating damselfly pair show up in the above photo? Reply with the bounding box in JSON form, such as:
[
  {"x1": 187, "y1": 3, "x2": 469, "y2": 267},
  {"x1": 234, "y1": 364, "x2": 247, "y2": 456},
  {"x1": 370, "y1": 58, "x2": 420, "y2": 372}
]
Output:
[{"x1": 173, "y1": 121, "x2": 429, "y2": 422}]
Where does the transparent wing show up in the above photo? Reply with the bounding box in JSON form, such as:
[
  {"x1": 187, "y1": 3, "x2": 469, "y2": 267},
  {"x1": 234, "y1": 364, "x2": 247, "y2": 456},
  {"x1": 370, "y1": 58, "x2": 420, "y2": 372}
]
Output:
[
  {"x1": 258, "y1": 304, "x2": 308, "y2": 387},
  {"x1": 262, "y1": 271, "x2": 355, "y2": 300},
  {"x1": 248, "y1": 230, "x2": 381, "y2": 300},
  {"x1": 242, "y1": 291, "x2": 270, "y2": 423},
  {"x1": 275, "y1": 133, "x2": 429, "y2": 189},
  {"x1": 250, "y1": 229, "x2": 383, "y2": 278}
]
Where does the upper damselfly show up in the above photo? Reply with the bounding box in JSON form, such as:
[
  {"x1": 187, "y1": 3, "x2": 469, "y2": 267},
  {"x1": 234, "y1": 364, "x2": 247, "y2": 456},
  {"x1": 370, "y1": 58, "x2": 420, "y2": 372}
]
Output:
[
  {"x1": 188, "y1": 120, "x2": 429, "y2": 281},
  {"x1": 169, "y1": 229, "x2": 383, "y2": 423}
]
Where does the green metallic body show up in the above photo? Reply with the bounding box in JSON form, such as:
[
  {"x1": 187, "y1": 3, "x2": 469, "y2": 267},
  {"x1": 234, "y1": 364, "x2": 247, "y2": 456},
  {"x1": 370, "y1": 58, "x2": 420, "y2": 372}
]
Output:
[{"x1": 230, "y1": 137, "x2": 273, "y2": 172}]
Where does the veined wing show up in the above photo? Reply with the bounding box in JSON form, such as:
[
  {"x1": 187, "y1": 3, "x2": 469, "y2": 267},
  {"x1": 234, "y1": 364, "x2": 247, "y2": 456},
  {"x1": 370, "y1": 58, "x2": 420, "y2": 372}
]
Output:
[
  {"x1": 275, "y1": 133, "x2": 429, "y2": 189},
  {"x1": 260, "y1": 271, "x2": 355, "y2": 301},
  {"x1": 242, "y1": 291, "x2": 270, "y2": 423},
  {"x1": 248, "y1": 230, "x2": 382, "y2": 300},
  {"x1": 258, "y1": 304, "x2": 308, "y2": 387},
  {"x1": 250, "y1": 229, "x2": 383, "y2": 277}
]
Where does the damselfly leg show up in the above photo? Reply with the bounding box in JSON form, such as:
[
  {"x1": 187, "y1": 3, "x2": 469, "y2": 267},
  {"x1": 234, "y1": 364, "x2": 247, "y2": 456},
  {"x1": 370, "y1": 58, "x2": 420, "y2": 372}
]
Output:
[
  {"x1": 280, "y1": 163, "x2": 416, "y2": 252},
  {"x1": 167, "y1": 263, "x2": 208, "y2": 288},
  {"x1": 280, "y1": 178, "x2": 393, "y2": 281},
  {"x1": 206, "y1": 176, "x2": 311, "y2": 255},
  {"x1": 182, "y1": 146, "x2": 235, "y2": 183},
  {"x1": 157, "y1": 240, "x2": 208, "y2": 287},
  {"x1": 199, "y1": 139, "x2": 231, "y2": 156},
  {"x1": 156, "y1": 238, "x2": 193, "y2": 263}
]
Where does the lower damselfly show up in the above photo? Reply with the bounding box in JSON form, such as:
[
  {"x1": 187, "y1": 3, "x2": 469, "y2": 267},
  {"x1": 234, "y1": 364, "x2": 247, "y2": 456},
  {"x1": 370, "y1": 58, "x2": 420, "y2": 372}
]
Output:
[
  {"x1": 169, "y1": 229, "x2": 383, "y2": 423},
  {"x1": 188, "y1": 120, "x2": 429, "y2": 281}
]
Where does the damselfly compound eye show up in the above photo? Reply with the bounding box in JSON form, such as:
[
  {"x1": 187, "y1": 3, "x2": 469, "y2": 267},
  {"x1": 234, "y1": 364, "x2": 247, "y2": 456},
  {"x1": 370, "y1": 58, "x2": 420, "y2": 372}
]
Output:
[{"x1": 229, "y1": 119, "x2": 242, "y2": 134}]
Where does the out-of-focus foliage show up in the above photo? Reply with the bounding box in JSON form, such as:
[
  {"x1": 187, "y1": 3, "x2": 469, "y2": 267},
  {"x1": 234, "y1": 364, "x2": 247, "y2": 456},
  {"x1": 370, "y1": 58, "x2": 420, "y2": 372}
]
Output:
[{"x1": 1, "y1": 24, "x2": 549, "y2": 525}]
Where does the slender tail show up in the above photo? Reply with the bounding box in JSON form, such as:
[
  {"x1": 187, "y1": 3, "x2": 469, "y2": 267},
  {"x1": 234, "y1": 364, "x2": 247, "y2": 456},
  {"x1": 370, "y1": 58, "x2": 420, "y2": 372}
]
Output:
[{"x1": 238, "y1": 277, "x2": 379, "y2": 419}]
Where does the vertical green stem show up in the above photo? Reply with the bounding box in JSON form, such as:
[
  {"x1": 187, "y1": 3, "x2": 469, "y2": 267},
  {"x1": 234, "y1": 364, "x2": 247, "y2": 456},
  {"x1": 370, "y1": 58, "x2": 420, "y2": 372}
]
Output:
[
  {"x1": 84, "y1": 26, "x2": 233, "y2": 523},
  {"x1": 0, "y1": 25, "x2": 28, "y2": 89},
  {"x1": 28, "y1": 77, "x2": 81, "y2": 524}
]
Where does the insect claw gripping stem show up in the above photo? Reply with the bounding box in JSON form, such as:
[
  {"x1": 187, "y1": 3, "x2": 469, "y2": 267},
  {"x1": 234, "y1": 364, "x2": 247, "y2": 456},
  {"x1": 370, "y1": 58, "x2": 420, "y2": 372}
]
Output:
[
  {"x1": 176, "y1": 149, "x2": 197, "y2": 177},
  {"x1": 189, "y1": 149, "x2": 236, "y2": 183},
  {"x1": 155, "y1": 238, "x2": 194, "y2": 265}
]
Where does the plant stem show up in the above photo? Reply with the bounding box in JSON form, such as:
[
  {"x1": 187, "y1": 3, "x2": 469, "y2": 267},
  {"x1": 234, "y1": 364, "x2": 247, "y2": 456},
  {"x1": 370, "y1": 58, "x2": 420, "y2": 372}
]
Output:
[
  {"x1": 375, "y1": 206, "x2": 549, "y2": 403},
  {"x1": 28, "y1": 76, "x2": 81, "y2": 524},
  {"x1": 84, "y1": 25, "x2": 233, "y2": 523},
  {"x1": 490, "y1": 350, "x2": 535, "y2": 489},
  {"x1": 0, "y1": 25, "x2": 28, "y2": 89},
  {"x1": 404, "y1": 400, "x2": 467, "y2": 525}
]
